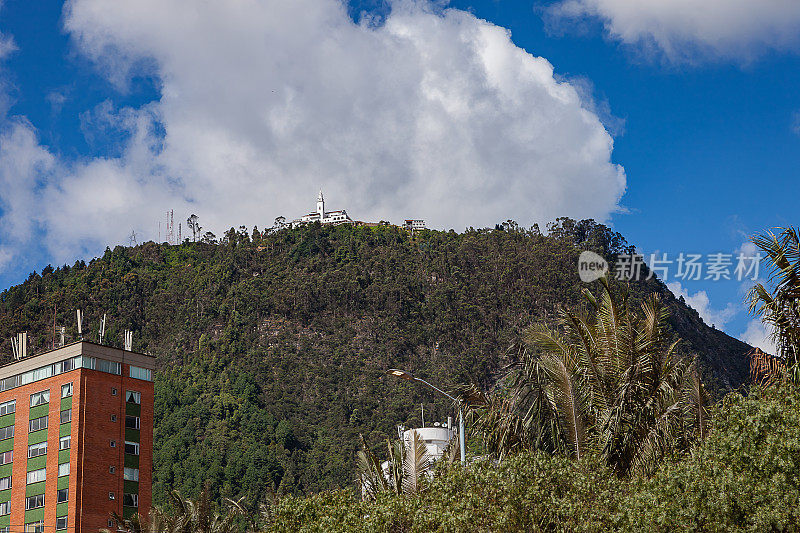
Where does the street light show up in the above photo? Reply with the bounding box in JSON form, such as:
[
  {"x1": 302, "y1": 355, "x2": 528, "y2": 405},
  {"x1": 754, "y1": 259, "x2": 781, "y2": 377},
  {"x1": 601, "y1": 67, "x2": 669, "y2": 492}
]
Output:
[{"x1": 386, "y1": 369, "x2": 466, "y2": 463}]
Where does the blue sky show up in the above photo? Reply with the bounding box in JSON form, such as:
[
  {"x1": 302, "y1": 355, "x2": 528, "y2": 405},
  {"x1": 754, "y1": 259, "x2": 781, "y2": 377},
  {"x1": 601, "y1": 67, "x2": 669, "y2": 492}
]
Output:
[{"x1": 0, "y1": 0, "x2": 798, "y2": 349}]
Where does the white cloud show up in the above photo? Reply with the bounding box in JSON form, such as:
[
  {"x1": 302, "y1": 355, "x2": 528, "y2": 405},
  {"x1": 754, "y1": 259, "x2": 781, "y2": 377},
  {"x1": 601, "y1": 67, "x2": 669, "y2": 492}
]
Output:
[
  {"x1": 740, "y1": 319, "x2": 778, "y2": 354},
  {"x1": 0, "y1": 0, "x2": 626, "y2": 267},
  {"x1": 548, "y1": 0, "x2": 800, "y2": 62},
  {"x1": 667, "y1": 281, "x2": 737, "y2": 329}
]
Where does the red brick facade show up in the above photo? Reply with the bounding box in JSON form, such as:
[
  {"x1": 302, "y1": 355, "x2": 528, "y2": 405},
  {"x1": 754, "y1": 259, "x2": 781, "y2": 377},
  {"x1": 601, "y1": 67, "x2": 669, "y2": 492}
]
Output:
[{"x1": 0, "y1": 342, "x2": 154, "y2": 532}]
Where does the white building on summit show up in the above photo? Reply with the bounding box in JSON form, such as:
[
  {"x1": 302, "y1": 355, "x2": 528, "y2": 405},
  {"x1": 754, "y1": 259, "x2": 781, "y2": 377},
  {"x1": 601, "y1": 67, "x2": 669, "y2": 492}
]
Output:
[{"x1": 291, "y1": 191, "x2": 354, "y2": 227}]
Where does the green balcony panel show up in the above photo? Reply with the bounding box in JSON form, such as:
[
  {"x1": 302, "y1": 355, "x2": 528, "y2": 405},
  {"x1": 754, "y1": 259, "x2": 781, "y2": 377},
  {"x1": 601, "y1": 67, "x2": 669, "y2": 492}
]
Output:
[
  {"x1": 126, "y1": 403, "x2": 141, "y2": 417},
  {"x1": 56, "y1": 502, "x2": 68, "y2": 516},
  {"x1": 25, "y1": 481, "x2": 45, "y2": 497},
  {"x1": 124, "y1": 480, "x2": 139, "y2": 494},
  {"x1": 0, "y1": 514, "x2": 9, "y2": 527},
  {"x1": 0, "y1": 414, "x2": 13, "y2": 428},
  {"x1": 0, "y1": 439, "x2": 13, "y2": 454},
  {"x1": 0, "y1": 488, "x2": 9, "y2": 501},
  {"x1": 25, "y1": 508, "x2": 45, "y2": 523},
  {"x1": 58, "y1": 450, "x2": 70, "y2": 464},
  {"x1": 28, "y1": 404, "x2": 48, "y2": 419},
  {"x1": 27, "y1": 429, "x2": 47, "y2": 444},
  {"x1": 124, "y1": 454, "x2": 139, "y2": 469},
  {"x1": 60, "y1": 397, "x2": 72, "y2": 410},
  {"x1": 125, "y1": 428, "x2": 140, "y2": 442},
  {"x1": 27, "y1": 456, "x2": 46, "y2": 471},
  {"x1": 59, "y1": 423, "x2": 71, "y2": 437},
  {"x1": 123, "y1": 506, "x2": 137, "y2": 519},
  {"x1": 0, "y1": 464, "x2": 11, "y2": 478},
  {"x1": 57, "y1": 476, "x2": 69, "y2": 490}
]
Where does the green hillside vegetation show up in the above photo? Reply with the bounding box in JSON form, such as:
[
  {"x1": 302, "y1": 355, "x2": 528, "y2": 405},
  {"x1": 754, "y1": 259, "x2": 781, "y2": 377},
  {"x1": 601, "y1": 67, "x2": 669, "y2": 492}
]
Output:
[
  {"x1": 268, "y1": 383, "x2": 800, "y2": 532},
  {"x1": 0, "y1": 219, "x2": 752, "y2": 512}
]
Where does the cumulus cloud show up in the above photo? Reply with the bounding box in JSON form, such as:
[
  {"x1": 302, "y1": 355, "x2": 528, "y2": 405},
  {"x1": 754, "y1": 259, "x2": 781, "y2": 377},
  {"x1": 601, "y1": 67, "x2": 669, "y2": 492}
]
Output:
[
  {"x1": 667, "y1": 281, "x2": 738, "y2": 329},
  {"x1": 740, "y1": 319, "x2": 778, "y2": 354},
  {"x1": 0, "y1": 0, "x2": 625, "y2": 272},
  {"x1": 547, "y1": 0, "x2": 800, "y2": 62},
  {"x1": 0, "y1": 0, "x2": 626, "y2": 270}
]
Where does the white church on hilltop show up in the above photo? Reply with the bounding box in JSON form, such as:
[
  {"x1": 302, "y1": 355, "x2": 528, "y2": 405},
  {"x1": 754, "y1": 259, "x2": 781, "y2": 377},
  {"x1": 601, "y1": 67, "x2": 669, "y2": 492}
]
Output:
[{"x1": 291, "y1": 191, "x2": 354, "y2": 228}]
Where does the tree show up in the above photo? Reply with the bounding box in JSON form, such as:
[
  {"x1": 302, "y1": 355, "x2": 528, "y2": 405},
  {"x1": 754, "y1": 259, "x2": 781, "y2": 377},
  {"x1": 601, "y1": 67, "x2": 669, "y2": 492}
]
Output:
[
  {"x1": 473, "y1": 276, "x2": 708, "y2": 476},
  {"x1": 356, "y1": 430, "x2": 455, "y2": 500},
  {"x1": 103, "y1": 487, "x2": 245, "y2": 533},
  {"x1": 187, "y1": 215, "x2": 202, "y2": 242},
  {"x1": 748, "y1": 226, "x2": 800, "y2": 383}
]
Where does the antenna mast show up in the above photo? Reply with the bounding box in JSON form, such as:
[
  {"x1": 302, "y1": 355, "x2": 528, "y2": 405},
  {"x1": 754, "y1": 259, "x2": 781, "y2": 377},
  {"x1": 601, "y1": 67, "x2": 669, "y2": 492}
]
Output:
[{"x1": 99, "y1": 313, "x2": 107, "y2": 344}]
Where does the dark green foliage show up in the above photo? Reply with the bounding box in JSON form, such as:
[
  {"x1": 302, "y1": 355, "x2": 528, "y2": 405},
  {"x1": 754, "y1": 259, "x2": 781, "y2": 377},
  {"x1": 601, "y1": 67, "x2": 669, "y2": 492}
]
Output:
[
  {"x1": 269, "y1": 385, "x2": 800, "y2": 532},
  {"x1": 0, "y1": 220, "x2": 751, "y2": 509}
]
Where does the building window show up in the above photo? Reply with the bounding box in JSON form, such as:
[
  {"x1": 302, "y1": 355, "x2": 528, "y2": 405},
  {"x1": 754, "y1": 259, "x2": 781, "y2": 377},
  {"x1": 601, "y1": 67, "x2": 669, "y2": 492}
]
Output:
[
  {"x1": 24, "y1": 521, "x2": 44, "y2": 533},
  {"x1": 29, "y1": 415, "x2": 48, "y2": 432},
  {"x1": 109, "y1": 466, "x2": 116, "y2": 474},
  {"x1": 27, "y1": 441, "x2": 47, "y2": 458},
  {"x1": 61, "y1": 383, "x2": 72, "y2": 398},
  {"x1": 0, "y1": 451, "x2": 12, "y2": 465},
  {"x1": 124, "y1": 467, "x2": 139, "y2": 481},
  {"x1": 124, "y1": 441, "x2": 139, "y2": 455},
  {"x1": 112, "y1": 388, "x2": 117, "y2": 396},
  {"x1": 123, "y1": 493, "x2": 138, "y2": 507},
  {"x1": 26, "y1": 468, "x2": 45, "y2": 484},
  {"x1": 60, "y1": 409, "x2": 71, "y2": 424},
  {"x1": 0, "y1": 501, "x2": 9, "y2": 515},
  {"x1": 0, "y1": 400, "x2": 15, "y2": 416},
  {"x1": 25, "y1": 494, "x2": 44, "y2": 510},
  {"x1": 29, "y1": 390, "x2": 49, "y2": 407},
  {"x1": 110, "y1": 440, "x2": 116, "y2": 448},
  {"x1": 0, "y1": 425, "x2": 14, "y2": 440},
  {"x1": 111, "y1": 414, "x2": 117, "y2": 422},
  {"x1": 57, "y1": 488, "x2": 68, "y2": 503},
  {"x1": 0, "y1": 475, "x2": 11, "y2": 490},
  {"x1": 109, "y1": 491, "x2": 115, "y2": 500},
  {"x1": 125, "y1": 416, "x2": 140, "y2": 429},
  {"x1": 59, "y1": 435, "x2": 71, "y2": 450},
  {"x1": 0, "y1": 526, "x2": 8, "y2": 533},
  {"x1": 129, "y1": 366, "x2": 152, "y2": 381},
  {"x1": 126, "y1": 390, "x2": 141, "y2": 404},
  {"x1": 55, "y1": 517, "x2": 67, "y2": 531},
  {"x1": 58, "y1": 463, "x2": 70, "y2": 477}
]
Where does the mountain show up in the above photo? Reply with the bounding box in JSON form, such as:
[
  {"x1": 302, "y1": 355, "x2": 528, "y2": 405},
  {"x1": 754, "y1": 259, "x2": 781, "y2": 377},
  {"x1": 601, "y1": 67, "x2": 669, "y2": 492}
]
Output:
[{"x1": 0, "y1": 218, "x2": 752, "y2": 510}]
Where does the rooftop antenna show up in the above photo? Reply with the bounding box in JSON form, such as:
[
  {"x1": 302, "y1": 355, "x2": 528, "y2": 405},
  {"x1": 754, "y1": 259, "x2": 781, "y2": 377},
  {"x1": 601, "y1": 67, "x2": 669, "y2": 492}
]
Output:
[
  {"x1": 12, "y1": 332, "x2": 28, "y2": 359},
  {"x1": 52, "y1": 303, "x2": 57, "y2": 349},
  {"x1": 76, "y1": 309, "x2": 83, "y2": 340},
  {"x1": 178, "y1": 222, "x2": 182, "y2": 243},
  {"x1": 98, "y1": 313, "x2": 107, "y2": 345},
  {"x1": 123, "y1": 330, "x2": 133, "y2": 351}
]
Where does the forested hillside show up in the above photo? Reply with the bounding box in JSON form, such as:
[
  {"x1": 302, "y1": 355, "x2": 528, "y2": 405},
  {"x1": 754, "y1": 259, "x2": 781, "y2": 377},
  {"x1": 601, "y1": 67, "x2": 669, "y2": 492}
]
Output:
[{"x1": 0, "y1": 219, "x2": 751, "y2": 512}]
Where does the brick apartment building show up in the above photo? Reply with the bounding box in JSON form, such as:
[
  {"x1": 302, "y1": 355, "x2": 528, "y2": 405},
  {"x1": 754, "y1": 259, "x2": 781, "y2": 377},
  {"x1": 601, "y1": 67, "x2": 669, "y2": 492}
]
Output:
[{"x1": 0, "y1": 341, "x2": 154, "y2": 532}]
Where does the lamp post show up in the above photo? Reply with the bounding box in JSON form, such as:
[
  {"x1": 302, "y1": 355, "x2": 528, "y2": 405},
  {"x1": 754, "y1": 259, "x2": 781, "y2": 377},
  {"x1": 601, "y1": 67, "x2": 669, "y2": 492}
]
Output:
[{"x1": 387, "y1": 369, "x2": 466, "y2": 464}]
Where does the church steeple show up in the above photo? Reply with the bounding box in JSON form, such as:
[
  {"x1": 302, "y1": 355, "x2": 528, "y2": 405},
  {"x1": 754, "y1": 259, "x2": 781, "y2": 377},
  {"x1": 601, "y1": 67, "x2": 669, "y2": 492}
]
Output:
[{"x1": 317, "y1": 190, "x2": 325, "y2": 219}]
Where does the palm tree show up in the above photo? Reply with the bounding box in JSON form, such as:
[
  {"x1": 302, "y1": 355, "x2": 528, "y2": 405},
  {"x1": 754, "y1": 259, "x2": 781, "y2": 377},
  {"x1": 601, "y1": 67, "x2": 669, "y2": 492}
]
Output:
[
  {"x1": 357, "y1": 429, "x2": 447, "y2": 500},
  {"x1": 747, "y1": 226, "x2": 800, "y2": 383},
  {"x1": 103, "y1": 486, "x2": 245, "y2": 533},
  {"x1": 472, "y1": 276, "x2": 708, "y2": 476}
]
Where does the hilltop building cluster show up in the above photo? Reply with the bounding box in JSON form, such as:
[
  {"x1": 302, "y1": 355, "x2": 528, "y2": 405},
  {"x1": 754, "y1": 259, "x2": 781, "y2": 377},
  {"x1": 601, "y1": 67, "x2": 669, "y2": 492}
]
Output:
[{"x1": 291, "y1": 191, "x2": 426, "y2": 231}]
